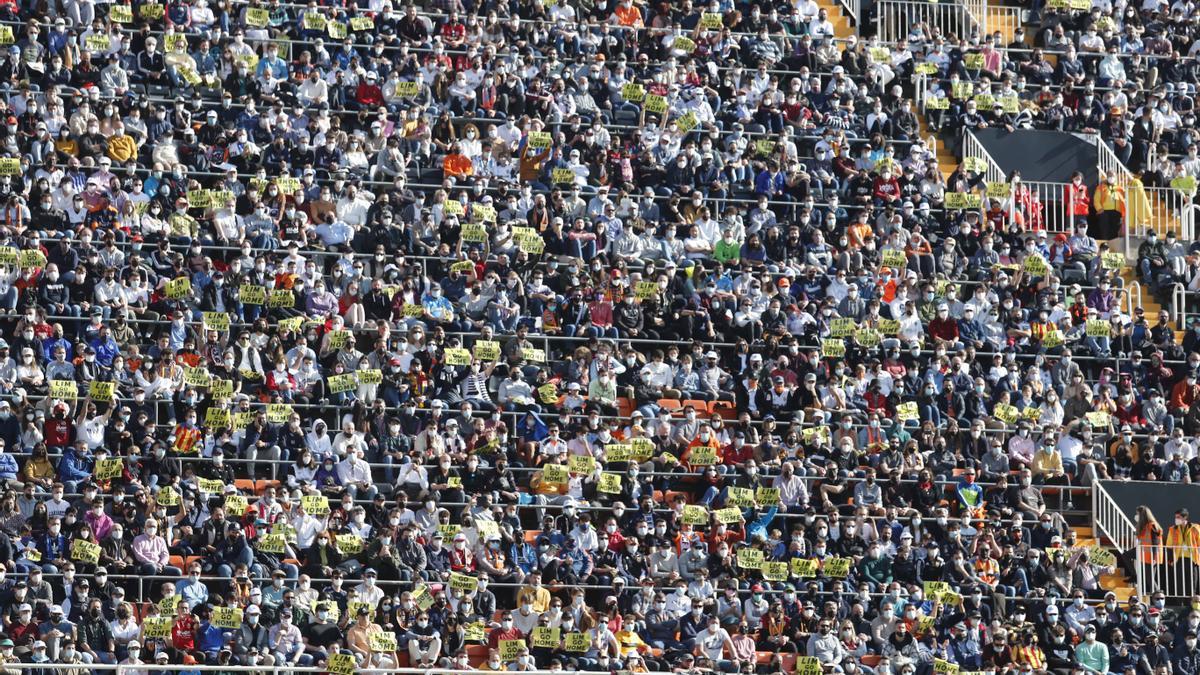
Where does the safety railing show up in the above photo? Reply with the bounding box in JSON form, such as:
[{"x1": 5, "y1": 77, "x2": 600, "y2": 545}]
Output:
[
  {"x1": 1134, "y1": 543, "x2": 1200, "y2": 598},
  {"x1": 1092, "y1": 134, "x2": 1133, "y2": 184},
  {"x1": 985, "y1": 6, "x2": 1022, "y2": 42},
  {"x1": 1186, "y1": 203, "x2": 1200, "y2": 241},
  {"x1": 1140, "y1": 185, "x2": 1188, "y2": 240},
  {"x1": 874, "y1": 0, "x2": 985, "y2": 43},
  {"x1": 1011, "y1": 180, "x2": 1073, "y2": 233},
  {"x1": 1124, "y1": 279, "x2": 1143, "y2": 318},
  {"x1": 961, "y1": 128, "x2": 1006, "y2": 183},
  {"x1": 1174, "y1": 282, "x2": 1195, "y2": 330},
  {"x1": 1092, "y1": 480, "x2": 1138, "y2": 557}
]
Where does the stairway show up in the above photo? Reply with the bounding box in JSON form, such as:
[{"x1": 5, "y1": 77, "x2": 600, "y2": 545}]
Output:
[{"x1": 815, "y1": 0, "x2": 853, "y2": 38}]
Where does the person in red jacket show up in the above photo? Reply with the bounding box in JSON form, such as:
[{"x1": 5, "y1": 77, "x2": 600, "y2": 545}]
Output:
[
  {"x1": 929, "y1": 304, "x2": 961, "y2": 346},
  {"x1": 872, "y1": 169, "x2": 901, "y2": 207},
  {"x1": 354, "y1": 71, "x2": 385, "y2": 108}
]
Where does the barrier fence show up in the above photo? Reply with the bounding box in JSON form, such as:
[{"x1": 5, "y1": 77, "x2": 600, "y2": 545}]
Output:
[
  {"x1": 874, "y1": 0, "x2": 986, "y2": 44},
  {"x1": 1133, "y1": 543, "x2": 1200, "y2": 598}
]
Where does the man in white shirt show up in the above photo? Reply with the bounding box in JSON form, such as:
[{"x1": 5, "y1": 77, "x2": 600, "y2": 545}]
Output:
[{"x1": 336, "y1": 449, "x2": 376, "y2": 500}]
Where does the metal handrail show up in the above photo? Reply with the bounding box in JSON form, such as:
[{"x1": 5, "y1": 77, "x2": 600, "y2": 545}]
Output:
[{"x1": 1091, "y1": 480, "x2": 1137, "y2": 555}]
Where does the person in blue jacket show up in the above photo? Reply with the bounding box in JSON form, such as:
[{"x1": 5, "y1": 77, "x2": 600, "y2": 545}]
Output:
[{"x1": 57, "y1": 440, "x2": 93, "y2": 493}]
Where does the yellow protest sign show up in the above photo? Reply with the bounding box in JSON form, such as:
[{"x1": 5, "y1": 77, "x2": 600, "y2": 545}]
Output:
[
  {"x1": 791, "y1": 558, "x2": 819, "y2": 577},
  {"x1": 756, "y1": 487, "x2": 781, "y2": 504},
  {"x1": 19, "y1": 249, "x2": 46, "y2": 269},
  {"x1": 265, "y1": 403, "x2": 292, "y2": 423},
  {"x1": 245, "y1": 7, "x2": 269, "y2": 26},
  {"x1": 644, "y1": 95, "x2": 668, "y2": 114},
  {"x1": 1023, "y1": 254, "x2": 1048, "y2": 276},
  {"x1": 528, "y1": 132, "x2": 552, "y2": 149},
  {"x1": 210, "y1": 379, "x2": 234, "y2": 399},
  {"x1": 449, "y1": 572, "x2": 478, "y2": 592},
  {"x1": 337, "y1": 534, "x2": 364, "y2": 554},
  {"x1": 621, "y1": 83, "x2": 645, "y2": 102},
  {"x1": 796, "y1": 657, "x2": 823, "y2": 675},
  {"x1": 444, "y1": 347, "x2": 472, "y2": 366},
  {"x1": 896, "y1": 401, "x2": 919, "y2": 421},
  {"x1": 369, "y1": 631, "x2": 398, "y2": 652},
  {"x1": 166, "y1": 277, "x2": 191, "y2": 299},
  {"x1": 824, "y1": 557, "x2": 852, "y2": 578},
  {"x1": 565, "y1": 632, "x2": 589, "y2": 652},
  {"x1": 726, "y1": 486, "x2": 755, "y2": 507},
  {"x1": 829, "y1": 318, "x2": 856, "y2": 338},
  {"x1": 202, "y1": 312, "x2": 231, "y2": 332},
  {"x1": 498, "y1": 639, "x2": 525, "y2": 660},
  {"x1": 944, "y1": 192, "x2": 982, "y2": 209},
  {"x1": 224, "y1": 495, "x2": 248, "y2": 516},
  {"x1": 986, "y1": 182, "x2": 1011, "y2": 198},
  {"x1": 821, "y1": 338, "x2": 846, "y2": 359},
  {"x1": 302, "y1": 495, "x2": 330, "y2": 515},
  {"x1": 197, "y1": 478, "x2": 225, "y2": 494},
  {"x1": 239, "y1": 284, "x2": 266, "y2": 305},
  {"x1": 140, "y1": 3, "x2": 164, "y2": 18},
  {"x1": 49, "y1": 380, "x2": 77, "y2": 400},
  {"x1": 88, "y1": 380, "x2": 115, "y2": 400},
  {"x1": 737, "y1": 547, "x2": 764, "y2": 569},
  {"x1": 358, "y1": 369, "x2": 383, "y2": 385},
  {"x1": 688, "y1": 446, "x2": 717, "y2": 466},
  {"x1": 142, "y1": 617, "x2": 173, "y2": 638},
  {"x1": 1102, "y1": 252, "x2": 1125, "y2": 270},
  {"x1": 1085, "y1": 319, "x2": 1111, "y2": 338},
  {"x1": 327, "y1": 373, "x2": 358, "y2": 394},
  {"x1": 109, "y1": 5, "x2": 133, "y2": 22},
  {"x1": 95, "y1": 458, "x2": 124, "y2": 480},
  {"x1": 473, "y1": 340, "x2": 501, "y2": 361},
  {"x1": 714, "y1": 507, "x2": 742, "y2": 524},
  {"x1": 673, "y1": 36, "x2": 696, "y2": 53},
  {"x1": 531, "y1": 626, "x2": 560, "y2": 648},
  {"x1": 70, "y1": 539, "x2": 101, "y2": 564},
  {"x1": 682, "y1": 505, "x2": 708, "y2": 525},
  {"x1": 1085, "y1": 411, "x2": 1111, "y2": 428},
  {"x1": 327, "y1": 20, "x2": 347, "y2": 39},
  {"x1": 700, "y1": 12, "x2": 723, "y2": 28},
  {"x1": 183, "y1": 367, "x2": 211, "y2": 388},
  {"x1": 212, "y1": 606, "x2": 243, "y2": 628},
  {"x1": 882, "y1": 248, "x2": 908, "y2": 268},
  {"x1": 762, "y1": 561, "x2": 789, "y2": 581},
  {"x1": 994, "y1": 403, "x2": 1019, "y2": 425},
  {"x1": 933, "y1": 659, "x2": 959, "y2": 674},
  {"x1": 914, "y1": 62, "x2": 939, "y2": 75},
  {"x1": 568, "y1": 455, "x2": 595, "y2": 474},
  {"x1": 464, "y1": 622, "x2": 487, "y2": 642},
  {"x1": 328, "y1": 653, "x2": 355, "y2": 675},
  {"x1": 542, "y1": 463, "x2": 568, "y2": 484},
  {"x1": 350, "y1": 16, "x2": 374, "y2": 31},
  {"x1": 598, "y1": 472, "x2": 623, "y2": 494},
  {"x1": 267, "y1": 289, "x2": 295, "y2": 308},
  {"x1": 521, "y1": 347, "x2": 546, "y2": 362}
]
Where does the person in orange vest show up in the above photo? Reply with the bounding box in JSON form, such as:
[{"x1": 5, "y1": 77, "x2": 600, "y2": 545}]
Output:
[
  {"x1": 1064, "y1": 171, "x2": 1091, "y2": 229},
  {"x1": 1129, "y1": 505, "x2": 1164, "y2": 592},
  {"x1": 1166, "y1": 508, "x2": 1200, "y2": 595}
]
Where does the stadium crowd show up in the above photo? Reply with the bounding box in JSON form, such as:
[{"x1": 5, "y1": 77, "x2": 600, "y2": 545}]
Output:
[{"x1": 0, "y1": 0, "x2": 1197, "y2": 674}]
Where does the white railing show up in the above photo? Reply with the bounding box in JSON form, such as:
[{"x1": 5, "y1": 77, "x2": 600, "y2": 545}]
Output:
[
  {"x1": 1141, "y1": 185, "x2": 1187, "y2": 239},
  {"x1": 1124, "y1": 279, "x2": 1142, "y2": 318},
  {"x1": 1174, "y1": 283, "x2": 1189, "y2": 330},
  {"x1": 1093, "y1": 135, "x2": 1133, "y2": 183},
  {"x1": 875, "y1": 0, "x2": 986, "y2": 43},
  {"x1": 1092, "y1": 480, "x2": 1138, "y2": 555},
  {"x1": 961, "y1": 129, "x2": 1006, "y2": 183},
  {"x1": 984, "y1": 6, "x2": 1022, "y2": 41},
  {"x1": 1134, "y1": 543, "x2": 1200, "y2": 598},
  {"x1": 1185, "y1": 203, "x2": 1200, "y2": 241},
  {"x1": 1012, "y1": 180, "x2": 1073, "y2": 233}
]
